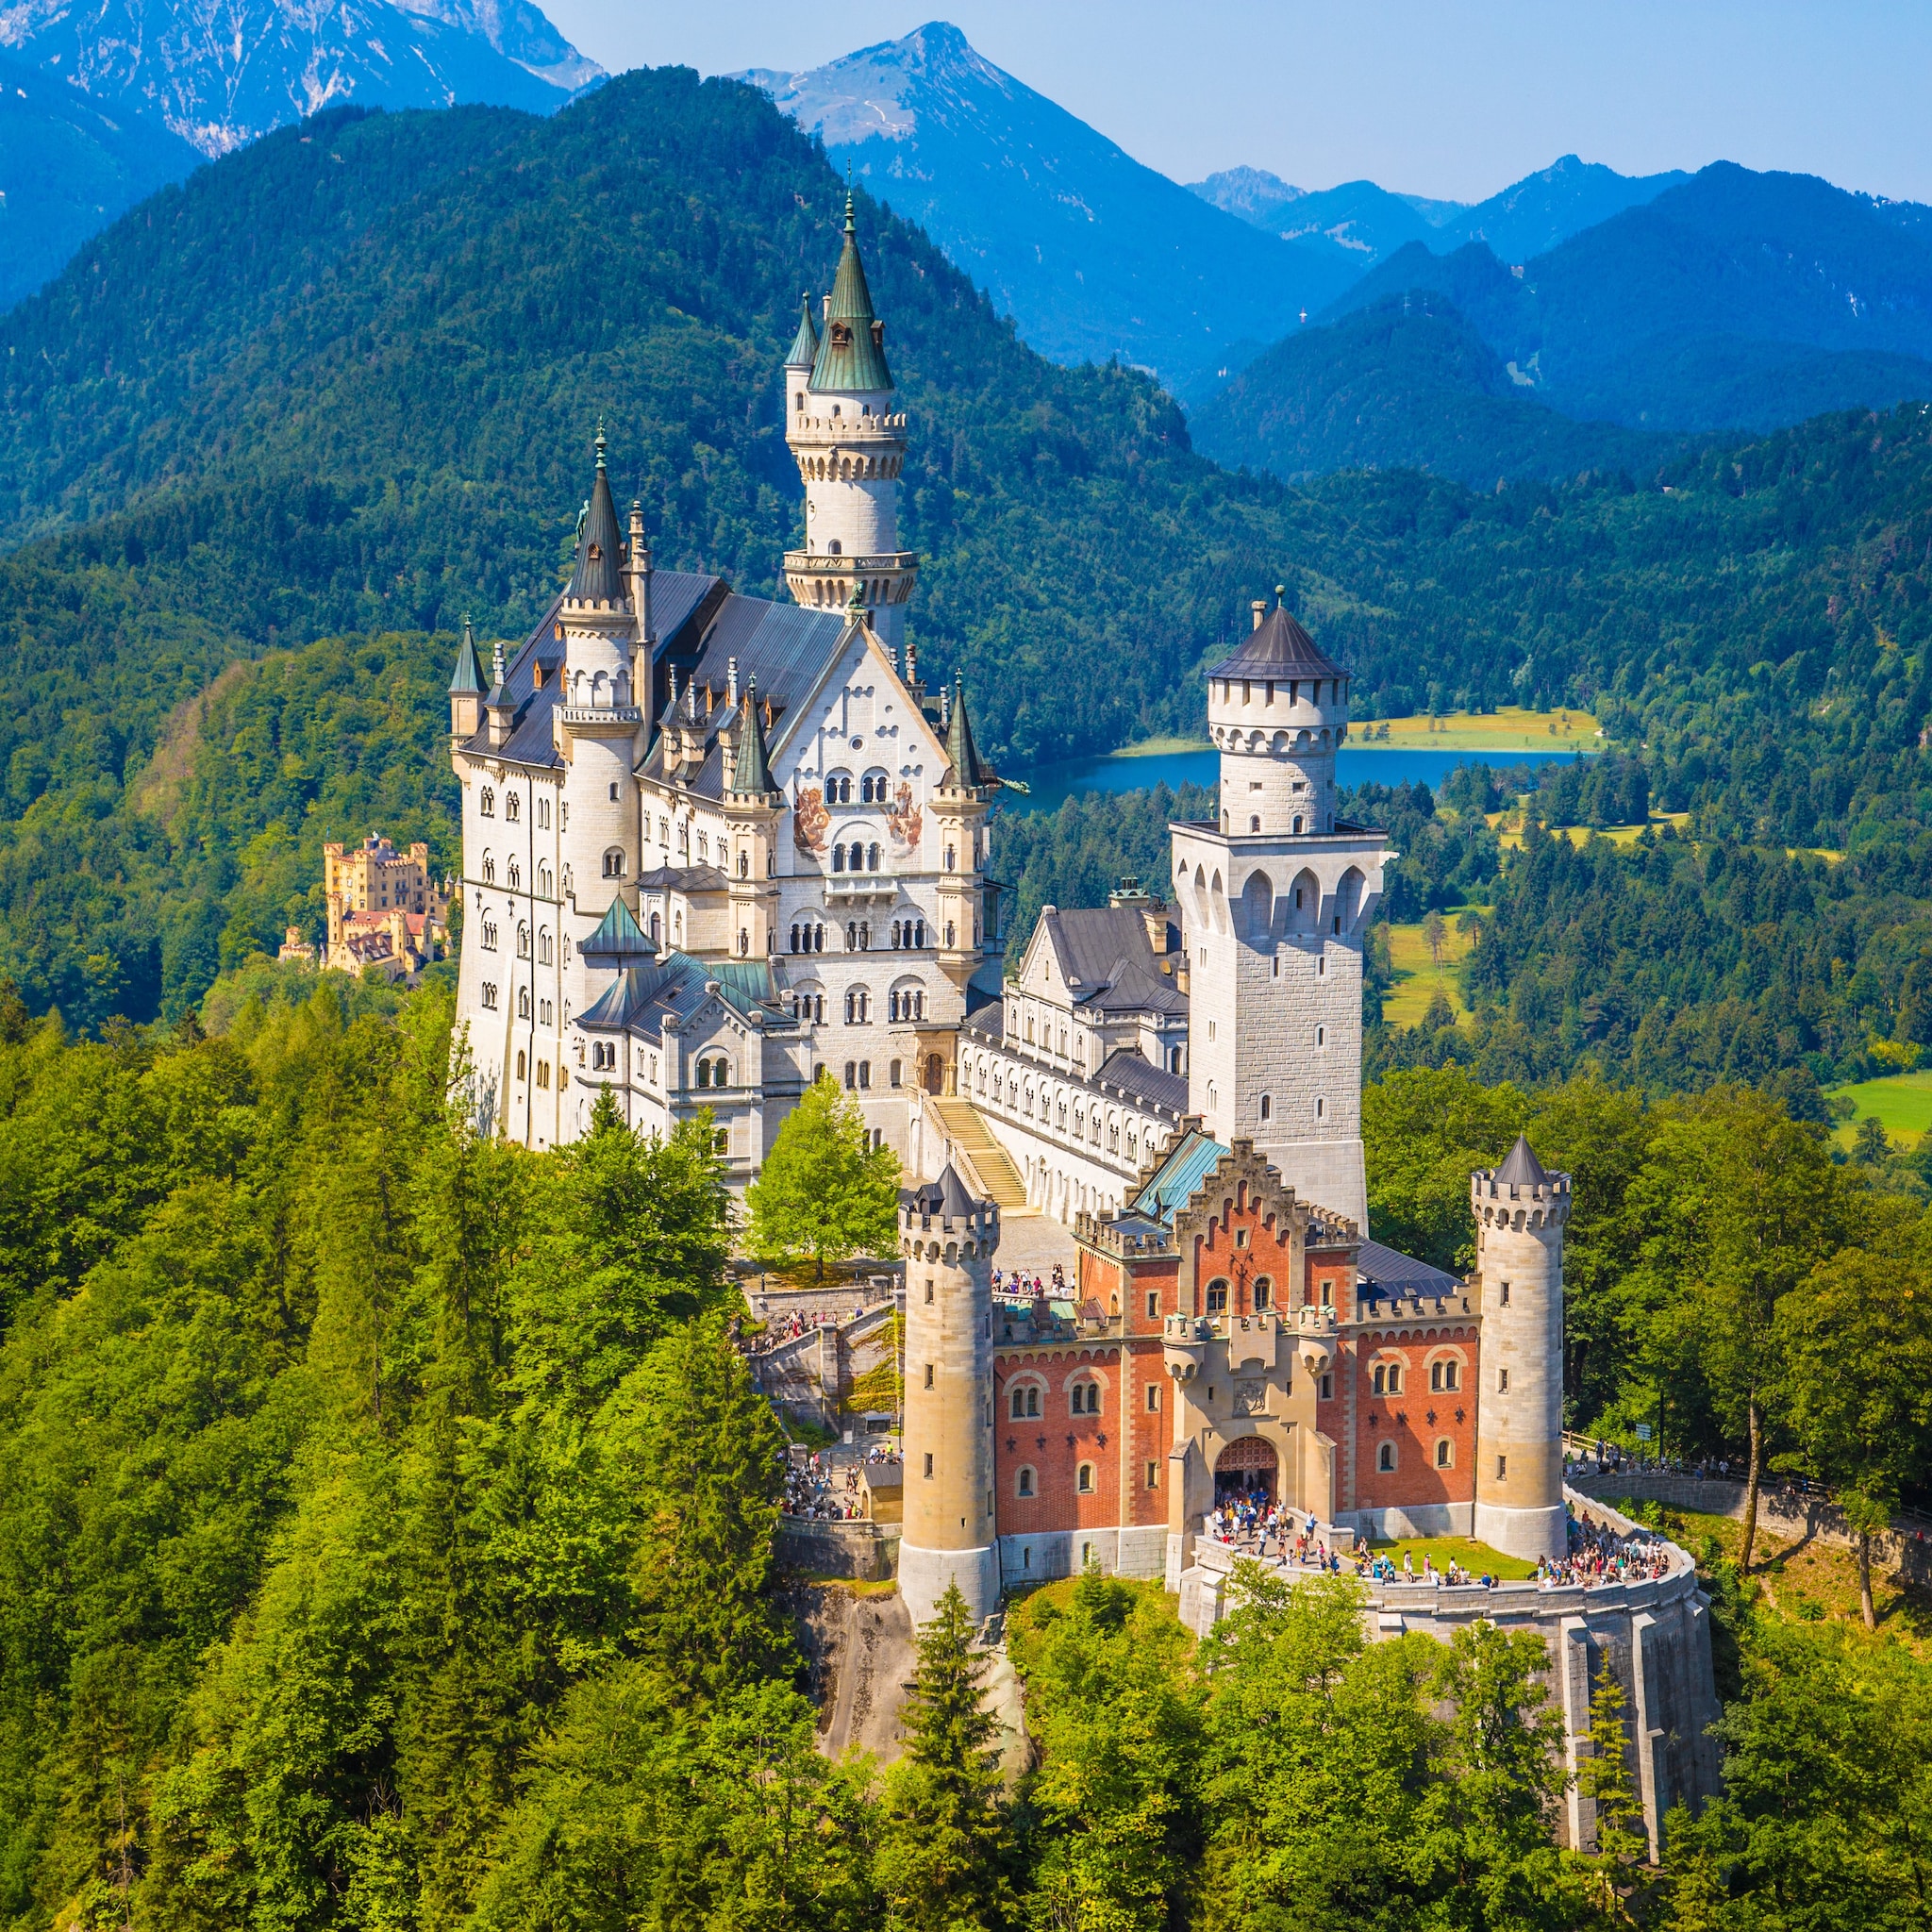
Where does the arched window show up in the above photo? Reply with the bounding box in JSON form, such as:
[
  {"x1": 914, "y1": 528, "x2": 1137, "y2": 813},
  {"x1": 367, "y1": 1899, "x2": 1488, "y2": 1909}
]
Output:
[
  {"x1": 826, "y1": 772, "x2": 852, "y2": 805},
  {"x1": 1292, "y1": 815, "x2": 1304, "y2": 835},
  {"x1": 649, "y1": 911, "x2": 661, "y2": 944},
  {"x1": 516, "y1": 924, "x2": 530, "y2": 958},
  {"x1": 847, "y1": 841, "x2": 865, "y2": 873},
  {"x1": 537, "y1": 863, "x2": 553, "y2": 898},
  {"x1": 867, "y1": 842, "x2": 880, "y2": 871},
  {"x1": 1016, "y1": 1466, "x2": 1036, "y2": 1498},
  {"x1": 1076, "y1": 1462, "x2": 1094, "y2": 1494},
  {"x1": 1431, "y1": 1359, "x2": 1460, "y2": 1392},
  {"x1": 508, "y1": 859, "x2": 522, "y2": 891},
  {"x1": 482, "y1": 853, "x2": 496, "y2": 884},
  {"x1": 1250, "y1": 815, "x2": 1260, "y2": 832},
  {"x1": 1259, "y1": 1093, "x2": 1272, "y2": 1123},
  {"x1": 1206, "y1": 1278, "x2": 1228, "y2": 1314},
  {"x1": 844, "y1": 988, "x2": 870, "y2": 1025},
  {"x1": 506, "y1": 792, "x2": 521, "y2": 823},
  {"x1": 515, "y1": 1050, "x2": 526, "y2": 1080},
  {"x1": 1316, "y1": 1096, "x2": 1326, "y2": 1120},
  {"x1": 1070, "y1": 1380, "x2": 1101, "y2": 1416},
  {"x1": 517, "y1": 987, "x2": 531, "y2": 1019},
  {"x1": 1377, "y1": 1442, "x2": 1397, "y2": 1474},
  {"x1": 603, "y1": 849, "x2": 625, "y2": 878},
  {"x1": 1010, "y1": 1386, "x2": 1029, "y2": 1420},
  {"x1": 861, "y1": 771, "x2": 889, "y2": 803},
  {"x1": 1436, "y1": 1439, "x2": 1455, "y2": 1469},
  {"x1": 481, "y1": 919, "x2": 498, "y2": 951},
  {"x1": 1253, "y1": 1275, "x2": 1272, "y2": 1310},
  {"x1": 480, "y1": 982, "x2": 498, "y2": 1009},
  {"x1": 831, "y1": 844, "x2": 845, "y2": 874},
  {"x1": 479, "y1": 788, "x2": 495, "y2": 817},
  {"x1": 945, "y1": 843, "x2": 956, "y2": 872}
]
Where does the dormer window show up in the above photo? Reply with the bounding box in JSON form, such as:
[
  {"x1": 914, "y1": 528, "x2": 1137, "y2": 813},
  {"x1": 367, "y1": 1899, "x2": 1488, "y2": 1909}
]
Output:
[
  {"x1": 587, "y1": 542, "x2": 601, "y2": 561},
  {"x1": 829, "y1": 323, "x2": 852, "y2": 348}
]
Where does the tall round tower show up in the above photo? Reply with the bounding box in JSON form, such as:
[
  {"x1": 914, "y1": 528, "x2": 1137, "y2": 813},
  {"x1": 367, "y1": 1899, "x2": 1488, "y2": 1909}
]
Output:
[
  {"x1": 1471, "y1": 1137, "x2": 1571, "y2": 1562},
  {"x1": 1207, "y1": 590, "x2": 1352, "y2": 838},
  {"x1": 898, "y1": 1165, "x2": 1000, "y2": 1626},
  {"x1": 782, "y1": 194, "x2": 918, "y2": 652}
]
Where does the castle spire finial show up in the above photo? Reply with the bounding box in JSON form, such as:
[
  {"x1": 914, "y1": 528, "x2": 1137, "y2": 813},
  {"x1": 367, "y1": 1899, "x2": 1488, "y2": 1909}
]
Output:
[
  {"x1": 595, "y1": 419, "x2": 608, "y2": 472},
  {"x1": 491, "y1": 635, "x2": 506, "y2": 688}
]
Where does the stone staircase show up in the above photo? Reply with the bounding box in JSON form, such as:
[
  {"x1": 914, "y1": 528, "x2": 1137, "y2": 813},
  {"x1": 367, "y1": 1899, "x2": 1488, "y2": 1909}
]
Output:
[{"x1": 926, "y1": 1098, "x2": 1034, "y2": 1215}]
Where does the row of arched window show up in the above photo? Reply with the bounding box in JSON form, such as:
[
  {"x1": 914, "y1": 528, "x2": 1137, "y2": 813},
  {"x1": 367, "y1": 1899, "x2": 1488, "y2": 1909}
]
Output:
[
  {"x1": 1007, "y1": 1373, "x2": 1105, "y2": 1420},
  {"x1": 830, "y1": 841, "x2": 880, "y2": 873},
  {"x1": 1372, "y1": 1440, "x2": 1457, "y2": 1474},
  {"x1": 693, "y1": 1055, "x2": 731, "y2": 1089},
  {"x1": 477, "y1": 787, "x2": 558, "y2": 829},
  {"x1": 891, "y1": 919, "x2": 925, "y2": 949}
]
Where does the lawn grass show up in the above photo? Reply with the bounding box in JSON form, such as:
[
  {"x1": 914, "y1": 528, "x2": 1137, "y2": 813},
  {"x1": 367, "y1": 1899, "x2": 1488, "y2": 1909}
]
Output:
[
  {"x1": 1824, "y1": 1070, "x2": 1932, "y2": 1151},
  {"x1": 1381, "y1": 915, "x2": 1475, "y2": 1026},
  {"x1": 1368, "y1": 1534, "x2": 1541, "y2": 1582}
]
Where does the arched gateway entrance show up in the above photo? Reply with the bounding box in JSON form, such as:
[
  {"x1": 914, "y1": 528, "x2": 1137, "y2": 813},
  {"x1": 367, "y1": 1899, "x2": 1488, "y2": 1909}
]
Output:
[{"x1": 1214, "y1": 1435, "x2": 1278, "y2": 1507}]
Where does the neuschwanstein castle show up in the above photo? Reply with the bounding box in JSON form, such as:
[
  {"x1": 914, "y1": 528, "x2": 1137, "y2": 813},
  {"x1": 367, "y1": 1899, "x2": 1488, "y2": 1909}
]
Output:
[{"x1": 447, "y1": 193, "x2": 1379, "y2": 1230}]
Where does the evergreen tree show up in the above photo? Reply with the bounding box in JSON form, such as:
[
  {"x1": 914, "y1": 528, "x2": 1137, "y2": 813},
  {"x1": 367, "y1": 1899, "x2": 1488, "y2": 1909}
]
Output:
[
  {"x1": 876, "y1": 1582, "x2": 1013, "y2": 1932},
  {"x1": 1574, "y1": 1665, "x2": 1648, "y2": 1922},
  {"x1": 746, "y1": 1075, "x2": 900, "y2": 1280}
]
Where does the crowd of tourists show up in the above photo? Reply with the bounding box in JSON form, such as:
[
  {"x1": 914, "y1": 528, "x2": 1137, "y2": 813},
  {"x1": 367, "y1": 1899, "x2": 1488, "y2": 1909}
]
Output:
[
  {"x1": 747, "y1": 1302, "x2": 874, "y2": 1354},
  {"x1": 1535, "y1": 1509, "x2": 1674, "y2": 1587},
  {"x1": 780, "y1": 1446, "x2": 900, "y2": 1521},
  {"x1": 1203, "y1": 1495, "x2": 1674, "y2": 1591},
  {"x1": 993, "y1": 1263, "x2": 1067, "y2": 1300}
]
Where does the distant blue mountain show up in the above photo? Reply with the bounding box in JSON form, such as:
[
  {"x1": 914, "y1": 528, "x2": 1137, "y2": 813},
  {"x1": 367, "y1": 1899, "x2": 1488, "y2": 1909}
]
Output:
[
  {"x1": 737, "y1": 22, "x2": 1357, "y2": 388},
  {"x1": 1321, "y1": 163, "x2": 1932, "y2": 430},
  {"x1": 1190, "y1": 154, "x2": 1688, "y2": 275}
]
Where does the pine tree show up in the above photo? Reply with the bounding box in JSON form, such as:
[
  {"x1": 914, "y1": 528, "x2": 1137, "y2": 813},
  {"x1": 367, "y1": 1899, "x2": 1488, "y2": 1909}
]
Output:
[
  {"x1": 875, "y1": 1582, "x2": 1013, "y2": 1932},
  {"x1": 1575, "y1": 1665, "x2": 1646, "y2": 1875},
  {"x1": 745, "y1": 1074, "x2": 900, "y2": 1280}
]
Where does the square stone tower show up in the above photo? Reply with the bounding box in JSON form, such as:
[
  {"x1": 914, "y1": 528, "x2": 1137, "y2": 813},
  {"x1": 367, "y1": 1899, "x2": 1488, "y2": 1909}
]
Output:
[{"x1": 1172, "y1": 593, "x2": 1389, "y2": 1229}]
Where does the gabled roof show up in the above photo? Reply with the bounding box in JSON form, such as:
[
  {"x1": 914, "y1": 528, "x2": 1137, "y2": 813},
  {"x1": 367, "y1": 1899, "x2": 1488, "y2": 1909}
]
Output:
[
  {"x1": 1129, "y1": 1126, "x2": 1228, "y2": 1226},
  {"x1": 1092, "y1": 1048, "x2": 1187, "y2": 1115},
  {"x1": 809, "y1": 192, "x2": 893, "y2": 393},
  {"x1": 567, "y1": 427, "x2": 625, "y2": 605},
  {"x1": 448, "y1": 617, "x2": 487, "y2": 695},
  {"x1": 576, "y1": 950, "x2": 788, "y2": 1040},
  {"x1": 1495, "y1": 1134, "x2": 1550, "y2": 1186},
  {"x1": 785, "y1": 291, "x2": 820, "y2": 369},
  {"x1": 1036, "y1": 906, "x2": 1188, "y2": 1017},
  {"x1": 1212, "y1": 599, "x2": 1347, "y2": 683}
]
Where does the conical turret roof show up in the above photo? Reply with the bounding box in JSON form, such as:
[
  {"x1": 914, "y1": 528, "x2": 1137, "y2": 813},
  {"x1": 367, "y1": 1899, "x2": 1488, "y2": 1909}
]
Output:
[
  {"x1": 785, "y1": 291, "x2": 820, "y2": 369},
  {"x1": 1214, "y1": 594, "x2": 1347, "y2": 682},
  {"x1": 904, "y1": 1163, "x2": 982, "y2": 1220},
  {"x1": 809, "y1": 192, "x2": 893, "y2": 393},
  {"x1": 942, "y1": 675, "x2": 991, "y2": 789},
  {"x1": 448, "y1": 616, "x2": 487, "y2": 694},
  {"x1": 567, "y1": 425, "x2": 625, "y2": 605},
  {"x1": 1495, "y1": 1135, "x2": 1550, "y2": 1186},
  {"x1": 728, "y1": 679, "x2": 776, "y2": 798}
]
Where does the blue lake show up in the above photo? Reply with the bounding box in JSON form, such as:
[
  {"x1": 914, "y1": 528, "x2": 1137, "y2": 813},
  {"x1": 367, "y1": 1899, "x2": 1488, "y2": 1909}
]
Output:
[{"x1": 1008, "y1": 743, "x2": 1594, "y2": 816}]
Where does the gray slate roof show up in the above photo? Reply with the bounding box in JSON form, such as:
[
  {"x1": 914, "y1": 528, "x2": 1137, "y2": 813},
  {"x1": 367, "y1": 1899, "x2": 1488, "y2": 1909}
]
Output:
[
  {"x1": 1213, "y1": 601, "x2": 1347, "y2": 682},
  {"x1": 1040, "y1": 906, "x2": 1188, "y2": 1017},
  {"x1": 577, "y1": 950, "x2": 791, "y2": 1041},
  {"x1": 1494, "y1": 1135, "x2": 1551, "y2": 1186},
  {"x1": 1357, "y1": 1240, "x2": 1462, "y2": 1299}
]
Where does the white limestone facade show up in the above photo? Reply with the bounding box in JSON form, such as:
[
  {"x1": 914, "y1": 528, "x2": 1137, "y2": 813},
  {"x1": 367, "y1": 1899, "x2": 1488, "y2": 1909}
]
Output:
[
  {"x1": 448, "y1": 202, "x2": 1003, "y2": 1178},
  {"x1": 955, "y1": 890, "x2": 1191, "y2": 1222}
]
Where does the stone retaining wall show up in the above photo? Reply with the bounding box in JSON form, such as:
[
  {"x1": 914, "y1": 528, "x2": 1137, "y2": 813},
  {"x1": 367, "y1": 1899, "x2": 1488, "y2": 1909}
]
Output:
[{"x1": 775, "y1": 1516, "x2": 900, "y2": 1583}]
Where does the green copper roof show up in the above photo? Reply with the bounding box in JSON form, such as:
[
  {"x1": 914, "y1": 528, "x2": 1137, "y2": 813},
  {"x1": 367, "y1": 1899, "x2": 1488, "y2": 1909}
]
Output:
[
  {"x1": 568, "y1": 424, "x2": 625, "y2": 603},
  {"x1": 808, "y1": 193, "x2": 893, "y2": 394},
  {"x1": 448, "y1": 616, "x2": 487, "y2": 695},
  {"x1": 784, "y1": 291, "x2": 819, "y2": 370},
  {"x1": 580, "y1": 894, "x2": 654, "y2": 962},
  {"x1": 728, "y1": 679, "x2": 776, "y2": 798},
  {"x1": 943, "y1": 675, "x2": 991, "y2": 789}
]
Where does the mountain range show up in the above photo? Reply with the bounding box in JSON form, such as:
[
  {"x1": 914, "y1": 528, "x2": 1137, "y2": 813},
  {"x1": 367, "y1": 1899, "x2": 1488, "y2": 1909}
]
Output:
[
  {"x1": 734, "y1": 22, "x2": 1359, "y2": 390},
  {"x1": 1188, "y1": 156, "x2": 1690, "y2": 275},
  {"x1": 0, "y1": 0, "x2": 600, "y2": 308}
]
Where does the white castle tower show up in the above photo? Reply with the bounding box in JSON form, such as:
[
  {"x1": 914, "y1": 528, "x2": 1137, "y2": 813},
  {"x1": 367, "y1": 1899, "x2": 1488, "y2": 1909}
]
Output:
[
  {"x1": 898, "y1": 1166, "x2": 1000, "y2": 1626},
  {"x1": 1171, "y1": 592, "x2": 1389, "y2": 1227},
  {"x1": 1471, "y1": 1137, "x2": 1571, "y2": 1562},
  {"x1": 782, "y1": 195, "x2": 917, "y2": 653}
]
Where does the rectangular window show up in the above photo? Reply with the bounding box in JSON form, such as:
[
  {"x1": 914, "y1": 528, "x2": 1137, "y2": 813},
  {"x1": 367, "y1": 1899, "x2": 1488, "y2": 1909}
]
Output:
[
  {"x1": 1146, "y1": 1384, "x2": 1160, "y2": 1412},
  {"x1": 1496, "y1": 1456, "x2": 1507, "y2": 1480},
  {"x1": 1318, "y1": 1373, "x2": 1333, "y2": 1401},
  {"x1": 1501, "y1": 1281, "x2": 1511, "y2": 1306},
  {"x1": 1146, "y1": 1461, "x2": 1158, "y2": 1489},
  {"x1": 858, "y1": 1061, "x2": 872, "y2": 1090},
  {"x1": 1498, "y1": 1368, "x2": 1509, "y2": 1393},
  {"x1": 1146, "y1": 1290, "x2": 1160, "y2": 1319},
  {"x1": 924, "y1": 1454, "x2": 934, "y2": 1479},
  {"x1": 924, "y1": 1363, "x2": 934, "y2": 1390}
]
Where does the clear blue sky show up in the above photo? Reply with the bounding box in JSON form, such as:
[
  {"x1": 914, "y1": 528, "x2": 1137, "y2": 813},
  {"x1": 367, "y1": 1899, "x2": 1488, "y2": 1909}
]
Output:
[{"x1": 541, "y1": 1, "x2": 1932, "y2": 204}]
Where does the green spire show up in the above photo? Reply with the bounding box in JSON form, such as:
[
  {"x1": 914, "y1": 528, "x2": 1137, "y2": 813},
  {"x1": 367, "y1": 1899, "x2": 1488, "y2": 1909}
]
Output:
[
  {"x1": 784, "y1": 290, "x2": 820, "y2": 369},
  {"x1": 808, "y1": 192, "x2": 893, "y2": 393},
  {"x1": 448, "y1": 615, "x2": 487, "y2": 695},
  {"x1": 728, "y1": 679, "x2": 775, "y2": 798},
  {"x1": 943, "y1": 675, "x2": 991, "y2": 789}
]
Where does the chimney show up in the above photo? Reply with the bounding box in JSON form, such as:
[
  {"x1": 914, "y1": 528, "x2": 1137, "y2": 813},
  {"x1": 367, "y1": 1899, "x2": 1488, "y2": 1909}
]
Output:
[
  {"x1": 727, "y1": 657, "x2": 739, "y2": 708},
  {"x1": 1252, "y1": 600, "x2": 1266, "y2": 631}
]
